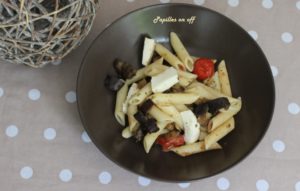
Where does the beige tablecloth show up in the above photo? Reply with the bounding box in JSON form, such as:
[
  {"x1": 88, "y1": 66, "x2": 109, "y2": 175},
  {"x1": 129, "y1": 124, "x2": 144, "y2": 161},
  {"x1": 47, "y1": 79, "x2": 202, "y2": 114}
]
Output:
[{"x1": 1, "y1": 0, "x2": 300, "y2": 190}]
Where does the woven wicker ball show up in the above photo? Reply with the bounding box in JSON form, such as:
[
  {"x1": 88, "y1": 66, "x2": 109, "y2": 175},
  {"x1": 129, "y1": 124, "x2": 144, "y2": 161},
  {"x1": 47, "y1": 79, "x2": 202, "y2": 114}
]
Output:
[{"x1": 0, "y1": 0, "x2": 99, "y2": 68}]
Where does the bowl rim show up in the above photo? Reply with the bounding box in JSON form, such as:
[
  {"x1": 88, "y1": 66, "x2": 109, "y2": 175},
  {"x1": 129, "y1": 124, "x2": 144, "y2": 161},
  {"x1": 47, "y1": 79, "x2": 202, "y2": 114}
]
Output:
[{"x1": 76, "y1": 3, "x2": 276, "y2": 182}]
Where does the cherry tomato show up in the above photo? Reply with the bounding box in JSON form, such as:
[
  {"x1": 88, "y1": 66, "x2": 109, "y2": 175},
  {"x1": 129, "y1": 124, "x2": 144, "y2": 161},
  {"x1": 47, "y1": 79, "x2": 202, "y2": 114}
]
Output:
[
  {"x1": 193, "y1": 58, "x2": 214, "y2": 80},
  {"x1": 156, "y1": 132, "x2": 185, "y2": 151}
]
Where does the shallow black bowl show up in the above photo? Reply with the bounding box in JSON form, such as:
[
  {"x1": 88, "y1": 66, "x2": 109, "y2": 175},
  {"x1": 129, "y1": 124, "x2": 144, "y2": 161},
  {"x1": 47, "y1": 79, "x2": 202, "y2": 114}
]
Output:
[{"x1": 77, "y1": 4, "x2": 275, "y2": 182}]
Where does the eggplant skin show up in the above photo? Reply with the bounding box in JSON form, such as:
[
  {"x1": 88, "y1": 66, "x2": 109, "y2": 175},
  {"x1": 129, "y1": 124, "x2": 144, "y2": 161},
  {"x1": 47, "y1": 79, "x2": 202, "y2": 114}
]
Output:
[
  {"x1": 104, "y1": 75, "x2": 124, "y2": 91},
  {"x1": 134, "y1": 111, "x2": 159, "y2": 134},
  {"x1": 194, "y1": 97, "x2": 230, "y2": 116},
  {"x1": 194, "y1": 103, "x2": 209, "y2": 116},
  {"x1": 134, "y1": 111, "x2": 148, "y2": 124},
  {"x1": 139, "y1": 99, "x2": 154, "y2": 114},
  {"x1": 144, "y1": 118, "x2": 159, "y2": 133},
  {"x1": 113, "y1": 59, "x2": 137, "y2": 79},
  {"x1": 207, "y1": 97, "x2": 230, "y2": 115}
]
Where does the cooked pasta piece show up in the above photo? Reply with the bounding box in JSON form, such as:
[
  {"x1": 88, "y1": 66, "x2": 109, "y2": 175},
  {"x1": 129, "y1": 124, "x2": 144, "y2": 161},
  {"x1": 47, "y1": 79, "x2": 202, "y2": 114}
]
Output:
[
  {"x1": 218, "y1": 60, "x2": 232, "y2": 96},
  {"x1": 174, "y1": 104, "x2": 189, "y2": 112},
  {"x1": 126, "y1": 68, "x2": 146, "y2": 85},
  {"x1": 205, "y1": 118, "x2": 234, "y2": 149},
  {"x1": 122, "y1": 127, "x2": 133, "y2": 139},
  {"x1": 144, "y1": 57, "x2": 165, "y2": 76},
  {"x1": 156, "y1": 105, "x2": 183, "y2": 129},
  {"x1": 143, "y1": 122, "x2": 169, "y2": 153},
  {"x1": 129, "y1": 83, "x2": 152, "y2": 105},
  {"x1": 148, "y1": 105, "x2": 174, "y2": 123},
  {"x1": 171, "y1": 141, "x2": 222, "y2": 157},
  {"x1": 127, "y1": 104, "x2": 138, "y2": 132},
  {"x1": 114, "y1": 83, "x2": 129, "y2": 126},
  {"x1": 178, "y1": 69, "x2": 197, "y2": 80},
  {"x1": 218, "y1": 58, "x2": 236, "y2": 149},
  {"x1": 178, "y1": 76, "x2": 190, "y2": 87},
  {"x1": 199, "y1": 129, "x2": 208, "y2": 141},
  {"x1": 155, "y1": 43, "x2": 185, "y2": 71},
  {"x1": 170, "y1": 32, "x2": 194, "y2": 71},
  {"x1": 185, "y1": 81, "x2": 240, "y2": 103},
  {"x1": 204, "y1": 71, "x2": 221, "y2": 91},
  {"x1": 151, "y1": 93, "x2": 200, "y2": 106}
]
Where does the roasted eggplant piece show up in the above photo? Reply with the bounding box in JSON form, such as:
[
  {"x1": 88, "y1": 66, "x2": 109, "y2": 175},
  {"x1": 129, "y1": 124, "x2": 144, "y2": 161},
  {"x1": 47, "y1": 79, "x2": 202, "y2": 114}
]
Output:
[
  {"x1": 194, "y1": 102, "x2": 209, "y2": 116},
  {"x1": 207, "y1": 97, "x2": 230, "y2": 115},
  {"x1": 144, "y1": 118, "x2": 159, "y2": 133},
  {"x1": 104, "y1": 75, "x2": 124, "y2": 91},
  {"x1": 113, "y1": 59, "x2": 137, "y2": 79},
  {"x1": 134, "y1": 111, "x2": 159, "y2": 134},
  {"x1": 194, "y1": 97, "x2": 230, "y2": 116},
  {"x1": 139, "y1": 99, "x2": 154, "y2": 114},
  {"x1": 134, "y1": 111, "x2": 148, "y2": 124}
]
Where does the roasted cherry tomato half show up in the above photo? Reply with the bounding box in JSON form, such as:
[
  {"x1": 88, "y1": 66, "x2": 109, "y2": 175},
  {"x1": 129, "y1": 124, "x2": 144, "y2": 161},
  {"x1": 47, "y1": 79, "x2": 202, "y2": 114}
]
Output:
[
  {"x1": 156, "y1": 132, "x2": 185, "y2": 151},
  {"x1": 193, "y1": 58, "x2": 214, "y2": 80}
]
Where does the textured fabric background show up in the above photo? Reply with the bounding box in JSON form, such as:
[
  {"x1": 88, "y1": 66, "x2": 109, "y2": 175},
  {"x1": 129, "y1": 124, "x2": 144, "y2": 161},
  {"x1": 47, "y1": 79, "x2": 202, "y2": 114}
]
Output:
[{"x1": 1, "y1": 0, "x2": 300, "y2": 190}]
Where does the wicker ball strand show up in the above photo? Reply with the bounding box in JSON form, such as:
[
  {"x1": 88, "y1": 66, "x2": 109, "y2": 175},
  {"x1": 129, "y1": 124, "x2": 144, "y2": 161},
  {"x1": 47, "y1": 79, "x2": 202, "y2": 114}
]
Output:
[{"x1": 0, "y1": 0, "x2": 99, "y2": 68}]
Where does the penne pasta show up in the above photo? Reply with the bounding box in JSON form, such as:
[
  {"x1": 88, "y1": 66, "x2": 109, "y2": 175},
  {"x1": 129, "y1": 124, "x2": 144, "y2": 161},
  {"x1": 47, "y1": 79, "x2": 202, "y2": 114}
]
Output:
[
  {"x1": 156, "y1": 105, "x2": 183, "y2": 129},
  {"x1": 129, "y1": 83, "x2": 152, "y2": 105},
  {"x1": 127, "y1": 104, "x2": 138, "y2": 132},
  {"x1": 171, "y1": 141, "x2": 222, "y2": 157},
  {"x1": 127, "y1": 58, "x2": 165, "y2": 85},
  {"x1": 151, "y1": 93, "x2": 200, "y2": 106},
  {"x1": 155, "y1": 43, "x2": 185, "y2": 71},
  {"x1": 170, "y1": 32, "x2": 194, "y2": 71},
  {"x1": 114, "y1": 83, "x2": 129, "y2": 126},
  {"x1": 144, "y1": 64, "x2": 166, "y2": 77},
  {"x1": 178, "y1": 69, "x2": 197, "y2": 80},
  {"x1": 199, "y1": 129, "x2": 208, "y2": 141},
  {"x1": 217, "y1": 61, "x2": 235, "y2": 148},
  {"x1": 122, "y1": 83, "x2": 139, "y2": 114},
  {"x1": 174, "y1": 104, "x2": 189, "y2": 112},
  {"x1": 204, "y1": 71, "x2": 221, "y2": 91},
  {"x1": 126, "y1": 68, "x2": 146, "y2": 85},
  {"x1": 148, "y1": 105, "x2": 174, "y2": 123},
  {"x1": 143, "y1": 122, "x2": 169, "y2": 153},
  {"x1": 122, "y1": 127, "x2": 133, "y2": 139},
  {"x1": 185, "y1": 81, "x2": 240, "y2": 103},
  {"x1": 178, "y1": 75, "x2": 195, "y2": 87},
  {"x1": 218, "y1": 60, "x2": 232, "y2": 96},
  {"x1": 185, "y1": 83, "x2": 217, "y2": 100},
  {"x1": 144, "y1": 57, "x2": 165, "y2": 76},
  {"x1": 204, "y1": 118, "x2": 234, "y2": 149}
]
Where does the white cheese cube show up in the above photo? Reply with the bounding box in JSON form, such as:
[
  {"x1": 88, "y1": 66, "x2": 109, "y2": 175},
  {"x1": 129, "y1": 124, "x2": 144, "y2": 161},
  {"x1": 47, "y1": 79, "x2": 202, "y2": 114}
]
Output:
[
  {"x1": 180, "y1": 110, "x2": 201, "y2": 144},
  {"x1": 142, "y1": 38, "x2": 156, "y2": 66},
  {"x1": 151, "y1": 67, "x2": 178, "y2": 93}
]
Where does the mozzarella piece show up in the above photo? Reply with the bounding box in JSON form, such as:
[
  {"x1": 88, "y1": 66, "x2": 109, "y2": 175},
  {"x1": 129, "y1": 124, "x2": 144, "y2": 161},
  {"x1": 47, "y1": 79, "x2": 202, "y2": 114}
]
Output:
[
  {"x1": 151, "y1": 67, "x2": 178, "y2": 93},
  {"x1": 180, "y1": 110, "x2": 201, "y2": 144},
  {"x1": 122, "y1": 83, "x2": 138, "y2": 113},
  {"x1": 142, "y1": 38, "x2": 156, "y2": 66}
]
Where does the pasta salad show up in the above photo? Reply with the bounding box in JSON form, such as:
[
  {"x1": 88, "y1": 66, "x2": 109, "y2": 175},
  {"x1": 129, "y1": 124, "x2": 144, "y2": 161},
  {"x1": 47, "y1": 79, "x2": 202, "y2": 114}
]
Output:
[{"x1": 104, "y1": 32, "x2": 242, "y2": 157}]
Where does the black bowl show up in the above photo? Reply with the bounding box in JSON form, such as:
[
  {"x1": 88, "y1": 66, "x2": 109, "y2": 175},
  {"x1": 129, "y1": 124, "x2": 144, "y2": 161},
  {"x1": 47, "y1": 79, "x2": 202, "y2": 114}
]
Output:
[{"x1": 77, "y1": 4, "x2": 275, "y2": 182}]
